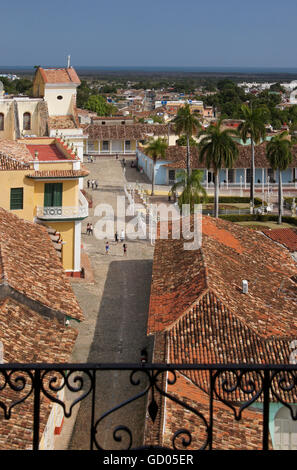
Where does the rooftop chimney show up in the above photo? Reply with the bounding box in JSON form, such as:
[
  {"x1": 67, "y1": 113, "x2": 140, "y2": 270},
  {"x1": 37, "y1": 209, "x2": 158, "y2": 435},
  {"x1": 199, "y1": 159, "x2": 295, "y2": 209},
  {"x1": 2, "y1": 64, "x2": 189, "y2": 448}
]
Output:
[
  {"x1": 67, "y1": 55, "x2": 71, "y2": 68},
  {"x1": 242, "y1": 280, "x2": 248, "y2": 294}
]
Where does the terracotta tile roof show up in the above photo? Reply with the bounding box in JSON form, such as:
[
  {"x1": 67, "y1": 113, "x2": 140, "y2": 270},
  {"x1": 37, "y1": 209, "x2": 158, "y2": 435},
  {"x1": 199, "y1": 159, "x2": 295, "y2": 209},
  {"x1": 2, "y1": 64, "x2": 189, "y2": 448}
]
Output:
[
  {"x1": 161, "y1": 143, "x2": 297, "y2": 169},
  {"x1": 167, "y1": 290, "x2": 294, "y2": 402},
  {"x1": 0, "y1": 208, "x2": 83, "y2": 322},
  {"x1": 148, "y1": 216, "x2": 297, "y2": 338},
  {"x1": 26, "y1": 169, "x2": 89, "y2": 179},
  {"x1": 146, "y1": 217, "x2": 297, "y2": 449},
  {"x1": 48, "y1": 115, "x2": 78, "y2": 129},
  {"x1": 39, "y1": 67, "x2": 81, "y2": 85},
  {"x1": 262, "y1": 228, "x2": 297, "y2": 252},
  {"x1": 84, "y1": 123, "x2": 173, "y2": 140},
  {"x1": 0, "y1": 153, "x2": 30, "y2": 171},
  {"x1": 0, "y1": 139, "x2": 32, "y2": 164},
  {"x1": 0, "y1": 296, "x2": 77, "y2": 450}
]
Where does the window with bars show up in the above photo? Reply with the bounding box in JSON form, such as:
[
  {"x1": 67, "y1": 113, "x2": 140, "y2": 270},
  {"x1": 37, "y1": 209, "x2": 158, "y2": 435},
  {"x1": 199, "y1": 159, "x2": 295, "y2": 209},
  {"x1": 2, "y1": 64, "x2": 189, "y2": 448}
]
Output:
[
  {"x1": 23, "y1": 112, "x2": 31, "y2": 131},
  {"x1": 10, "y1": 188, "x2": 23, "y2": 210},
  {"x1": 0, "y1": 113, "x2": 4, "y2": 131}
]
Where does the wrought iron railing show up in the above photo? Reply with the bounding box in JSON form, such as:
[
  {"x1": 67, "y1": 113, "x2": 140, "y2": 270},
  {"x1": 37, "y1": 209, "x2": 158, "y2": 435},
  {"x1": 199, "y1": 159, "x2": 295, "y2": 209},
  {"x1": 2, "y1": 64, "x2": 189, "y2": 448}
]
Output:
[{"x1": 1, "y1": 363, "x2": 297, "y2": 451}]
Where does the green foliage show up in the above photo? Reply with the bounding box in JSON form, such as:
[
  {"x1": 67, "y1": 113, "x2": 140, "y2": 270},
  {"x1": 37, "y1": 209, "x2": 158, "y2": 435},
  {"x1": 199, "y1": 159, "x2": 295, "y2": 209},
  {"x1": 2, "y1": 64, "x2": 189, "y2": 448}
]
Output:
[
  {"x1": 220, "y1": 214, "x2": 297, "y2": 226},
  {"x1": 173, "y1": 104, "x2": 201, "y2": 137},
  {"x1": 199, "y1": 120, "x2": 239, "y2": 171},
  {"x1": 266, "y1": 131, "x2": 293, "y2": 171},
  {"x1": 85, "y1": 94, "x2": 117, "y2": 116},
  {"x1": 176, "y1": 135, "x2": 197, "y2": 147},
  {"x1": 171, "y1": 170, "x2": 207, "y2": 212},
  {"x1": 206, "y1": 196, "x2": 263, "y2": 205},
  {"x1": 0, "y1": 77, "x2": 32, "y2": 96},
  {"x1": 145, "y1": 137, "x2": 168, "y2": 162},
  {"x1": 77, "y1": 80, "x2": 93, "y2": 108}
]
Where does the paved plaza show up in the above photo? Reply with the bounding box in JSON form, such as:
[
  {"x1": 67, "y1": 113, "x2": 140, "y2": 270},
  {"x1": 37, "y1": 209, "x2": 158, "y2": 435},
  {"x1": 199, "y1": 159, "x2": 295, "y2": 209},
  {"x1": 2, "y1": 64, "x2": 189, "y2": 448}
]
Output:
[{"x1": 56, "y1": 157, "x2": 155, "y2": 450}]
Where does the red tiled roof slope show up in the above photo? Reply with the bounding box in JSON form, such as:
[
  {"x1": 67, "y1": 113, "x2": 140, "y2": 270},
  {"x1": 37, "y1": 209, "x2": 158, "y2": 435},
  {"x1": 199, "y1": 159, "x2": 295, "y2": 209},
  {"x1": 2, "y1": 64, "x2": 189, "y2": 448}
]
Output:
[
  {"x1": 262, "y1": 228, "x2": 297, "y2": 252},
  {"x1": 148, "y1": 216, "x2": 297, "y2": 338},
  {"x1": 162, "y1": 143, "x2": 297, "y2": 169},
  {"x1": 0, "y1": 139, "x2": 32, "y2": 164},
  {"x1": 0, "y1": 208, "x2": 83, "y2": 321},
  {"x1": 0, "y1": 297, "x2": 77, "y2": 449},
  {"x1": 39, "y1": 67, "x2": 80, "y2": 85}
]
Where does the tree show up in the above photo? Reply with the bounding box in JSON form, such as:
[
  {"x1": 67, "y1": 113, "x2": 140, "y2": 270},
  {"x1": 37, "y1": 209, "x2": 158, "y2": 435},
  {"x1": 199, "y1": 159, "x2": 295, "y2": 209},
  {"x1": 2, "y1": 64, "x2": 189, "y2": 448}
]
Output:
[
  {"x1": 85, "y1": 94, "x2": 116, "y2": 116},
  {"x1": 170, "y1": 170, "x2": 207, "y2": 213},
  {"x1": 199, "y1": 121, "x2": 239, "y2": 218},
  {"x1": 173, "y1": 104, "x2": 201, "y2": 177},
  {"x1": 266, "y1": 132, "x2": 293, "y2": 224},
  {"x1": 145, "y1": 138, "x2": 168, "y2": 195},
  {"x1": 176, "y1": 135, "x2": 198, "y2": 147},
  {"x1": 238, "y1": 104, "x2": 266, "y2": 212}
]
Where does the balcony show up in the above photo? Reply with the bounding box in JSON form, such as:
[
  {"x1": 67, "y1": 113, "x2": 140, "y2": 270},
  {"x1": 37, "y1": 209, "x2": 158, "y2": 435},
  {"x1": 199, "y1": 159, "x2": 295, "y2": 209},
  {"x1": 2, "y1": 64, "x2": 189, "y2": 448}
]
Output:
[
  {"x1": 1, "y1": 363, "x2": 297, "y2": 451},
  {"x1": 36, "y1": 192, "x2": 88, "y2": 221}
]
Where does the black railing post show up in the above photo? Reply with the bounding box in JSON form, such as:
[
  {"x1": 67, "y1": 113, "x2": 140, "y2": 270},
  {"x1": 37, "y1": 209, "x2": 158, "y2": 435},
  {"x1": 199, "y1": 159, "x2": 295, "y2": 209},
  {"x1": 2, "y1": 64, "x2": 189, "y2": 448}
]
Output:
[
  {"x1": 33, "y1": 369, "x2": 41, "y2": 451},
  {"x1": 90, "y1": 369, "x2": 96, "y2": 451},
  {"x1": 262, "y1": 369, "x2": 270, "y2": 450},
  {"x1": 209, "y1": 369, "x2": 214, "y2": 450}
]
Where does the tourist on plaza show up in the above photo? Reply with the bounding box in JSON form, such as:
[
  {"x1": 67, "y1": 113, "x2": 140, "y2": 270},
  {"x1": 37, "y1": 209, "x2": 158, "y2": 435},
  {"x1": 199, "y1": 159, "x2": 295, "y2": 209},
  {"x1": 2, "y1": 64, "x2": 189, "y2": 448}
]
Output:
[
  {"x1": 86, "y1": 223, "x2": 91, "y2": 235},
  {"x1": 114, "y1": 231, "x2": 118, "y2": 243},
  {"x1": 105, "y1": 241, "x2": 110, "y2": 254},
  {"x1": 89, "y1": 223, "x2": 93, "y2": 235},
  {"x1": 123, "y1": 243, "x2": 127, "y2": 256},
  {"x1": 122, "y1": 158, "x2": 126, "y2": 168},
  {"x1": 87, "y1": 180, "x2": 90, "y2": 189},
  {"x1": 116, "y1": 153, "x2": 119, "y2": 160},
  {"x1": 95, "y1": 180, "x2": 98, "y2": 189},
  {"x1": 120, "y1": 229, "x2": 125, "y2": 242}
]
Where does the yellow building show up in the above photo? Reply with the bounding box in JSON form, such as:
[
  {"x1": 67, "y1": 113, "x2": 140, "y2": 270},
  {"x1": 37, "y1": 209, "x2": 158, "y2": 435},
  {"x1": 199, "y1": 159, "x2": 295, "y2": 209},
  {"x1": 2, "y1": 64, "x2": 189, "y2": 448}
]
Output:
[{"x1": 0, "y1": 137, "x2": 89, "y2": 275}]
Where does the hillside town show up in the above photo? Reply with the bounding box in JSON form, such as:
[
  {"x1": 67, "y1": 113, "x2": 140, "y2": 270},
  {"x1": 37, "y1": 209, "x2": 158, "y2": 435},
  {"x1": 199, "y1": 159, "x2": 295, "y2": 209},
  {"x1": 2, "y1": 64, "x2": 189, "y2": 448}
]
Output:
[{"x1": 0, "y1": 60, "x2": 296, "y2": 454}]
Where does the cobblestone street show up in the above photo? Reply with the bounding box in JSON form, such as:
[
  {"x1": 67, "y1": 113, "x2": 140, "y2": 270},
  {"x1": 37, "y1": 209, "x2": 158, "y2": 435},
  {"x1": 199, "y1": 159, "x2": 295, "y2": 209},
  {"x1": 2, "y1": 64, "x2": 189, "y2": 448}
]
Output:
[{"x1": 57, "y1": 157, "x2": 155, "y2": 450}]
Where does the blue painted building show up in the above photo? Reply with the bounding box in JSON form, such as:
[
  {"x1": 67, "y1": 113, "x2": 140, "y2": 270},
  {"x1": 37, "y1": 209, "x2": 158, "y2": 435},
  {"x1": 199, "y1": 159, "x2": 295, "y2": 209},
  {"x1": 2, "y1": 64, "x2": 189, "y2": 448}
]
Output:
[{"x1": 137, "y1": 144, "x2": 297, "y2": 188}]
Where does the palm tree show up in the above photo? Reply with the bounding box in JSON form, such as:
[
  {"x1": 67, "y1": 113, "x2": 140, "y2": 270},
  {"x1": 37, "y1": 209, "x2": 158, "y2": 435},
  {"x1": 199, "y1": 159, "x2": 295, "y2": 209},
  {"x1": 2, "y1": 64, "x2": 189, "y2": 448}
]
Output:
[
  {"x1": 173, "y1": 103, "x2": 201, "y2": 177},
  {"x1": 238, "y1": 104, "x2": 266, "y2": 212},
  {"x1": 145, "y1": 137, "x2": 168, "y2": 196},
  {"x1": 199, "y1": 120, "x2": 238, "y2": 218},
  {"x1": 170, "y1": 169, "x2": 207, "y2": 213},
  {"x1": 266, "y1": 131, "x2": 292, "y2": 224}
]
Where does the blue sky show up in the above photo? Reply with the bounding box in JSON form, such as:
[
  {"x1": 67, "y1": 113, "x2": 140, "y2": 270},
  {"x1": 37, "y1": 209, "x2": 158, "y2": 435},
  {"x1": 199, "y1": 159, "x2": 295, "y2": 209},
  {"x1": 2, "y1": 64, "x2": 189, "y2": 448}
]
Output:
[{"x1": 2, "y1": 0, "x2": 297, "y2": 68}]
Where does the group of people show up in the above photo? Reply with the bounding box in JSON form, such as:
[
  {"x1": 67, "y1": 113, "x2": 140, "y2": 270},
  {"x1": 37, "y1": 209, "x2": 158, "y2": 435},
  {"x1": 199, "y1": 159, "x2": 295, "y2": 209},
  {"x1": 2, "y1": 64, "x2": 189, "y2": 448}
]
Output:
[
  {"x1": 87, "y1": 179, "x2": 99, "y2": 190},
  {"x1": 105, "y1": 241, "x2": 127, "y2": 256},
  {"x1": 87, "y1": 156, "x2": 94, "y2": 163}
]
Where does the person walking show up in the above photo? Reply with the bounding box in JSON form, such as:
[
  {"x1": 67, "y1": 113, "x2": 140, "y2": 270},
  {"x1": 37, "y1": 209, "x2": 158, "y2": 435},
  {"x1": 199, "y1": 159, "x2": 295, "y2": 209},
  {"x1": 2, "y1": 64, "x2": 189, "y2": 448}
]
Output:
[
  {"x1": 89, "y1": 223, "x2": 93, "y2": 235},
  {"x1": 86, "y1": 223, "x2": 90, "y2": 235},
  {"x1": 120, "y1": 229, "x2": 125, "y2": 242},
  {"x1": 87, "y1": 180, "x2": 90, "y2": 189},
  {"x1": 123, "y1": 243, "x2": 127, "y2": 256},
  {"x1": 95, "y1": 179, "x2": 98, "y2": 190},
  {"x1": 114, "y1": 231, "x2": 118, "y2": 243},
  {"x1": 105, "y1": 241, "x2": 110, "y2": 254}
]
